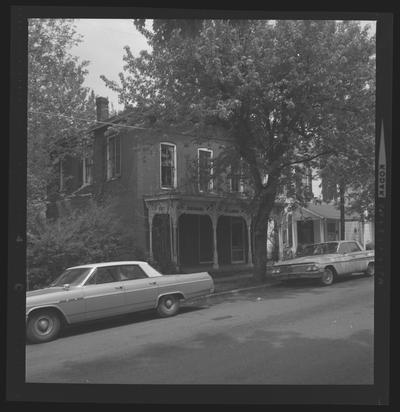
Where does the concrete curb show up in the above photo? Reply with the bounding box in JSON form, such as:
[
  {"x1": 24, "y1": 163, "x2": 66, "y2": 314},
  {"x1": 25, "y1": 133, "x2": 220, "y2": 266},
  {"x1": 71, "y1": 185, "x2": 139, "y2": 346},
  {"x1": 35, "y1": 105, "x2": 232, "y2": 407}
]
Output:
[{"x1": 186, "y1": 281, "x2": 280, "y2": 302}]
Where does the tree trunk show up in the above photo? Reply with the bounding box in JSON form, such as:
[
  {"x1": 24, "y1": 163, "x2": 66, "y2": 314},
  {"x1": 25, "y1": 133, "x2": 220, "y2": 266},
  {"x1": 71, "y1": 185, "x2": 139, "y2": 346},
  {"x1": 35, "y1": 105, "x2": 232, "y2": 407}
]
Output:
[
  {"x1": 251, "y1": 187, "x2": 277, "y2": 281},
  {"x1": 339, "y1": 183, "x2": 345, "y2": 240},
  {"x1": 253, "y1": 223, "x2": 269, "y2": 281}
]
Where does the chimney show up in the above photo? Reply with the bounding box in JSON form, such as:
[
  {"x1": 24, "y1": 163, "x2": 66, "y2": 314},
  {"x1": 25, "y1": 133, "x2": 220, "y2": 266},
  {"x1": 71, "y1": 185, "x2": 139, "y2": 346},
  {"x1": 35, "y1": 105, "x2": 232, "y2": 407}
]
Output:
[{"x1": 96, "y1": 96, "x2": 109, "y2": 122}]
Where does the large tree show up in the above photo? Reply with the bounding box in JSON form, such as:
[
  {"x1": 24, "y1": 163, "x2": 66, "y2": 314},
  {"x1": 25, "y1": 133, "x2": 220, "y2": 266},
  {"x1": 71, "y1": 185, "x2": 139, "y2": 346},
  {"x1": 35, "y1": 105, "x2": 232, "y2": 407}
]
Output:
[
  {"x1": 27, "y1": 18, "x2": 96, "y2": 232},
  {"x1": 102, "y1": 19, "x2": 375, "y2": 280}
]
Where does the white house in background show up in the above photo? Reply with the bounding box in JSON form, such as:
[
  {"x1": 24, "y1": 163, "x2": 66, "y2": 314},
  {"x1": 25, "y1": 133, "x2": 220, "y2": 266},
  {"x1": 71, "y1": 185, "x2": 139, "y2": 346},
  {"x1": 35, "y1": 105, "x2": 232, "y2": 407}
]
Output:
[{"x1": 267, "y1": 167, "x2": 374, "y2": 261}]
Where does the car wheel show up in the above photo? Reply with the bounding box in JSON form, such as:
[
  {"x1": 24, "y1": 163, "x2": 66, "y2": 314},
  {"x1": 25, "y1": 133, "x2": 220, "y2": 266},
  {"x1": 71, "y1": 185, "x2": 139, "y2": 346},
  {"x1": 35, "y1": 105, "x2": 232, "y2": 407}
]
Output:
[
  {"x1": 157, "y1": 295, "x2": 180, "y2": 317},
  {"x1": 366, "y1": 262, "x2": 374, "y2": 276},
  {"x1": 320, "y1": 267, "x2": 335, "y2": 286},
  {"x1": 27, "y1": 310, "x2": 61, "y2": 344}
]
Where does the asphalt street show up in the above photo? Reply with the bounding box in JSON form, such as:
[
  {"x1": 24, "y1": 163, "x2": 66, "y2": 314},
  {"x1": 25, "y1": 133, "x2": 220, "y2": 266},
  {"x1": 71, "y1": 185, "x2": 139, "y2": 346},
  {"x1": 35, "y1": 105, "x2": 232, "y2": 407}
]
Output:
[{"x1": 26, "y1": 275, "x2": 374, "y2": 384}]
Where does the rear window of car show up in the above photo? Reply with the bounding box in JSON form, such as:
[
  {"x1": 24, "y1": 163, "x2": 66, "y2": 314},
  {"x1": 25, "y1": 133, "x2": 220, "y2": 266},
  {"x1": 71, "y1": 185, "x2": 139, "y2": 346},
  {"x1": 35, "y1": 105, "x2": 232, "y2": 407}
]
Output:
[{"x1": 118, "y1": 265, "x2": 148, "y2": 280}]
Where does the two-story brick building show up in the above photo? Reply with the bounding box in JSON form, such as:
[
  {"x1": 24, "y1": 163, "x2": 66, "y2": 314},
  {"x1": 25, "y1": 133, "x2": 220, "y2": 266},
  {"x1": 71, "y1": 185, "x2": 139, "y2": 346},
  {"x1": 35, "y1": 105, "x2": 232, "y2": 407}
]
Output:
[{"x1": 55, "y1": 97, "x2": 267, "y2": 272}]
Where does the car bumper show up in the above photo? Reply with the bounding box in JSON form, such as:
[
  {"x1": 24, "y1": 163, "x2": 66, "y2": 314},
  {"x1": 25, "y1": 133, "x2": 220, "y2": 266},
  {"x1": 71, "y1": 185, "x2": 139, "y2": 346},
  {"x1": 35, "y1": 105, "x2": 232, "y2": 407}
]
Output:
[{"x1": 271, "y1": 271, "x2": 324, "y2": 280}]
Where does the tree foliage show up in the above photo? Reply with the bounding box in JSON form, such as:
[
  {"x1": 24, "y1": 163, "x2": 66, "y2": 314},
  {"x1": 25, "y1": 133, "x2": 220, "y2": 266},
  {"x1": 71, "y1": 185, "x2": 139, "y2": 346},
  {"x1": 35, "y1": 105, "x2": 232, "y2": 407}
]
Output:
[
  {"x1": 102, "y1": 19, "x2": 375, "y2": 278},
  {"x1": 27, "y1": 18, "x2": 96, "y2": 231},
  {"x1": 26, "y1": 200, "x2": 146, "y2": 290}
]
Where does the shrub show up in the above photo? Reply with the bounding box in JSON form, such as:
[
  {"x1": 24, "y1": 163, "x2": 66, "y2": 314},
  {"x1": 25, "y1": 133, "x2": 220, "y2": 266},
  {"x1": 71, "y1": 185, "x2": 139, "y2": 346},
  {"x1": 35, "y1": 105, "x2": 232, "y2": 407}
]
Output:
[{"x1": 26, "y1": 200, "x2": 146, "y2": 290}]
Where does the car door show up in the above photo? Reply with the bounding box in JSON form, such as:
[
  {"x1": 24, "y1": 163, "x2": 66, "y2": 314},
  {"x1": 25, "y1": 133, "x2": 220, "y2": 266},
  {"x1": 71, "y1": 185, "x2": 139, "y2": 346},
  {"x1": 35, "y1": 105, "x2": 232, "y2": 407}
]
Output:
[
  {"x1": 336, "y1": 242, "x2": 357, "y2": 274},
  {"x1": 117, "y1": 264, "x2": 159, "y2": 312},
  {"x1": 346, "y1": 241, "x2": 368, "y2": 272},
  {"x1": 82, "y1": 266, "x2": 127, "y2": 321}
]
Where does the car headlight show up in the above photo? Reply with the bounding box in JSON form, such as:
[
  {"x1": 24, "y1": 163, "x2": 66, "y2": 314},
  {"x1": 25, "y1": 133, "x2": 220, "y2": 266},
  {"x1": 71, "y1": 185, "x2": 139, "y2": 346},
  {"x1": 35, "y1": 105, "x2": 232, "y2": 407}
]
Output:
[
  {"x1": 306, "y1": 264, "x2": 319, "y2": 271},
  {"x1": 271, "y1": 267, "x2": 281, "y2": 274}
]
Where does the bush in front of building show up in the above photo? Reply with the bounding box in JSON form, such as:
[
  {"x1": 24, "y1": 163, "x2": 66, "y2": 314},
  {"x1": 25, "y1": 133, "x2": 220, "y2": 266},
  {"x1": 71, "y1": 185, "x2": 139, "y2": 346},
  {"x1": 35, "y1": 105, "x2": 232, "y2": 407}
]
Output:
[{"x1": 26, "y1": 200, "x2": 146, "y2": 290}]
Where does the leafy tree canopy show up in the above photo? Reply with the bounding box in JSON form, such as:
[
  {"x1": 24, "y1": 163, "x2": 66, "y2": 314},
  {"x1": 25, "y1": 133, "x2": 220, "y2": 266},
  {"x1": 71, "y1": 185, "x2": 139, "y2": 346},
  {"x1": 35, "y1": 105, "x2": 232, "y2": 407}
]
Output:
[
  {"x1": 28, "y1": 18, "x2": 96, "y2": 229},
  {"x1": 102, "y1": 19, "x2": 375, "y2": 278}
]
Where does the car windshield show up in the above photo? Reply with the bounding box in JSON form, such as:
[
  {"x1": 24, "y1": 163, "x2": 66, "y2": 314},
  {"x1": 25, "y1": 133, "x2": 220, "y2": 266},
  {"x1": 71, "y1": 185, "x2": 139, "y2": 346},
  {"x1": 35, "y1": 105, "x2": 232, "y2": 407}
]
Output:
[
  {"x1": 296, "y1": 242, "x2": 339, "y2": 257},
  {"x1": 49, "y1": 268, "x2": 92, "y2": 287}
]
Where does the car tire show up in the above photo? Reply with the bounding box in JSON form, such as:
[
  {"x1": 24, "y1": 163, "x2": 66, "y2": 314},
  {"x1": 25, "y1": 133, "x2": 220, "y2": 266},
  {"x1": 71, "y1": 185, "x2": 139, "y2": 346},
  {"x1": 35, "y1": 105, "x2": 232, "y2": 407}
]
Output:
[
  {"x1": 366, "y1": 262, "x2": 374, "y2": 276},
  {"x1": 157, "y1": 295, "x2": 180, "y2": 317},
  {"x1": 320, "y1": 267, "x2": 335, "y2": 286},
  {"x1": 26, "y1": 310, "x2": 61, "y2": 344}
]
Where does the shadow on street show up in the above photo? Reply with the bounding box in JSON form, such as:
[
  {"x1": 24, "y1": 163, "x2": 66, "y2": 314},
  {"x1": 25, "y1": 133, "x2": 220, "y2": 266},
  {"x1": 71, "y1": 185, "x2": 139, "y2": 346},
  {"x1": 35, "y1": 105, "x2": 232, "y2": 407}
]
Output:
[{"x1": 26, "y1": 305, "x2": 207, "y2": 344}]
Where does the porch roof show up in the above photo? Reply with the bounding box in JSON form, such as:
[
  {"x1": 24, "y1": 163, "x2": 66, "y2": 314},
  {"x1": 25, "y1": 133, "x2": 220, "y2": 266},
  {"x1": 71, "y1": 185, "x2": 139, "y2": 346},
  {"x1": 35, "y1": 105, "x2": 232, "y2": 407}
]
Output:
[{"x1": 296, "y1": 202, "x2": 360, "y2": 221}]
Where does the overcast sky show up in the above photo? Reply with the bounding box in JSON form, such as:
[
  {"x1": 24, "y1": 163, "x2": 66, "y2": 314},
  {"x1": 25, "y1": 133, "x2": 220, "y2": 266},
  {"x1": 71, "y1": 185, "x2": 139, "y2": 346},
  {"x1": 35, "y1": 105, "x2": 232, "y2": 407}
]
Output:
[
  {"x1": 71, "y1": 19, "x2": 150, "y2": 111},
  {"x1": 70, "y1": 19, "x2": 376, "y2": 113}
]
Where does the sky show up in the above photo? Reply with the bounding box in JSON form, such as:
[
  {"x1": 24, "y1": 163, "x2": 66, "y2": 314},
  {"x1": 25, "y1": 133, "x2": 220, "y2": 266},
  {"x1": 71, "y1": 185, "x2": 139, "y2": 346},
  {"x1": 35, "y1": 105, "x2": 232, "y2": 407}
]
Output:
[
  {"x1": 70, "y1": 19, "x2": 376, "y2": 114},
  {"x1": 71, "y1": 19, "x2": 150, "y2": 112}
]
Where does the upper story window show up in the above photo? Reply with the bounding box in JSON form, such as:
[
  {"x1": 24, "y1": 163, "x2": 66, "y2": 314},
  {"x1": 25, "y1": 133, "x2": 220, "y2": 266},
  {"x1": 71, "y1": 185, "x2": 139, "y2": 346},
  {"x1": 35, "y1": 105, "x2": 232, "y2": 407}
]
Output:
[
  {"x1": 106, "y1": 135, "x2": 121, "y2": 180},
  {"x1": 80, "y1": 142, "x2": 93, "y2": 186},
  {"x1": 83, "y1": 155, "x2": 93, "y2": 185},
  {"x1": 160, "y1": 143, "x2": 177, "y2": 189},
  {"x1": 230, "y1": 162, "x2": 244, "y2": 193},
  {"x1": 198, "y1": 148, "x2": 213, "y2": 192}
]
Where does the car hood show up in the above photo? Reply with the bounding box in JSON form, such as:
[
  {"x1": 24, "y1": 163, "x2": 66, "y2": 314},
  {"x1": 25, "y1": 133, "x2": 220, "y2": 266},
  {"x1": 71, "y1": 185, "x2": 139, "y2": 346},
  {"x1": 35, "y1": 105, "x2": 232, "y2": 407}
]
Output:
[
  {"x1": 273, "y1": 254, "x2": 339, "y2": 266},
  {"x1": 26, "y1": 287, "x2": 67, "y2": 297}
]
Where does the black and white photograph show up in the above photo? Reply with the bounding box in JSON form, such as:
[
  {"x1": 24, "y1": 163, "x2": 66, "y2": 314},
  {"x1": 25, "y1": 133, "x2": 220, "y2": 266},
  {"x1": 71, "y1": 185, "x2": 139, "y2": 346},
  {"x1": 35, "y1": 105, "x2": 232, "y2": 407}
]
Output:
[{"x1": 7, "y1": 6, "x2": 392, "y2": 406}]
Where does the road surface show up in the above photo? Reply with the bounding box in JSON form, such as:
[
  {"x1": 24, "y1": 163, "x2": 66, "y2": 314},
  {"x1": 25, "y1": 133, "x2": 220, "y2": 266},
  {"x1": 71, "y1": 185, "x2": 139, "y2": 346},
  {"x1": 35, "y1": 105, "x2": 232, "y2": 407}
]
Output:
[{"x1": 26, "y1": 275, "x2": 374, "y2": 384}]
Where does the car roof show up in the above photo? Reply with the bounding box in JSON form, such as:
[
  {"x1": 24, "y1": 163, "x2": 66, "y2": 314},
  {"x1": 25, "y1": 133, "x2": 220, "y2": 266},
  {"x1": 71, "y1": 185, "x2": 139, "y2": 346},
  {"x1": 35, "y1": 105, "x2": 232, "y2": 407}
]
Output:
[{"x1": 68, "y1": 261, "x2": 148, "y2": 269}]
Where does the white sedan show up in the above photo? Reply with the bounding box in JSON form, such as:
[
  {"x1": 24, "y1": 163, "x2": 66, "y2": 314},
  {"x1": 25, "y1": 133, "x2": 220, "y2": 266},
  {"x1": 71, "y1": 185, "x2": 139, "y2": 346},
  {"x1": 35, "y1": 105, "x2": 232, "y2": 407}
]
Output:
[{"x1": 26, "y1": 261, "x2": 214, "y2": 343}]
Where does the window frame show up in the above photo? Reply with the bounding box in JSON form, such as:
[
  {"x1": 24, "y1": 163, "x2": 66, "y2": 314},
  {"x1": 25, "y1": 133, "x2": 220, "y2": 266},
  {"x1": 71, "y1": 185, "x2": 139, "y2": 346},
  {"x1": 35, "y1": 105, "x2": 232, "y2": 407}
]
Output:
[
  {"x1": 160, "y1": 142, "x2": 177, "y2": 189},
  {"x1": 198, "y1": 148, "x2": 213, "y2": 193},
  {"x1": 82, "y1": 154, "x2": 93, "y2": 186},
  {"x1": 106, "y1": 134, "x2": 121, "y2": 181},
  {"x1": 230, "y1": 162, "x2": 244, "y2": 193}
]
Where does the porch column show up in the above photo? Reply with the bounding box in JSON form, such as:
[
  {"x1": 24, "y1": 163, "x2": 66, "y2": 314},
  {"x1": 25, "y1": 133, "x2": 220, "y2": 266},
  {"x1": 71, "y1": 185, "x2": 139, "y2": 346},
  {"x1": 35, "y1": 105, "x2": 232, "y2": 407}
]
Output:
[
  {"x1": 148, "y1": 211, "x2": 154, "y2": 262},
  {"x1": 278, "y1": 218, "x2": 284, "y2": 260},
  {"x1": 292, "y1": 216, "x2": 298, "y2": 254},
  {"x1": 211, "y1": 213, "x2": 219, "y2": 270},
  {"x1": 170, "y1": 210, "x2": 178, "y2": 267},
  {"x1": 245, "y1": 216, "x2": 253, "y2": 267},
  {"x1": 319, "y1": 218, "x2": 325, "y2": 242}
]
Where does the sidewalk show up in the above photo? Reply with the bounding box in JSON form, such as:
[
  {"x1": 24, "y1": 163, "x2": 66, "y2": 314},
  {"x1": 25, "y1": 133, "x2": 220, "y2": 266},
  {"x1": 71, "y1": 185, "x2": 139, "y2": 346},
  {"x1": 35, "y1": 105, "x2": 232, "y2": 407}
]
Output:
[{"x1": 210, "y1": 271, "x2": 279, "y2": 294}]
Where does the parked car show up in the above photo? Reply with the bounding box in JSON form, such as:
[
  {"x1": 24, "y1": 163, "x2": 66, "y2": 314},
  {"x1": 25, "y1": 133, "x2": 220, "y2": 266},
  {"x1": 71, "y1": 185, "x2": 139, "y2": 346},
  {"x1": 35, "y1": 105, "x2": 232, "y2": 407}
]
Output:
[
  {"x1": 267, "y1": 240, "x2": 374, "y2": 287},
  {"x1": 26, "y1": 261, "x2": 214, "y2": 343}
]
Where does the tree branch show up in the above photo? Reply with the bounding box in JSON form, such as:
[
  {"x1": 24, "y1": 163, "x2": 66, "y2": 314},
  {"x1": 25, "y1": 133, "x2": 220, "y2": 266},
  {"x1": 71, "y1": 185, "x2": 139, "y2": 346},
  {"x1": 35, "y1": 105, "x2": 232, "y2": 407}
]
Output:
[{"x1": 278, "y1": 150, "x2": 336, "y2": 170}]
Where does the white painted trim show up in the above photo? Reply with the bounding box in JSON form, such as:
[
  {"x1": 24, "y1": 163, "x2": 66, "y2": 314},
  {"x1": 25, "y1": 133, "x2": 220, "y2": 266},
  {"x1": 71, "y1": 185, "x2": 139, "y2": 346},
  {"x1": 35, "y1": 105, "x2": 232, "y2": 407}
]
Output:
[
  {"x1": 197, "y1": 148, "x2": 213, "y2": 192},
  {"x1": 160, "y1": 142, "x2": 177, "y2": 189}
]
